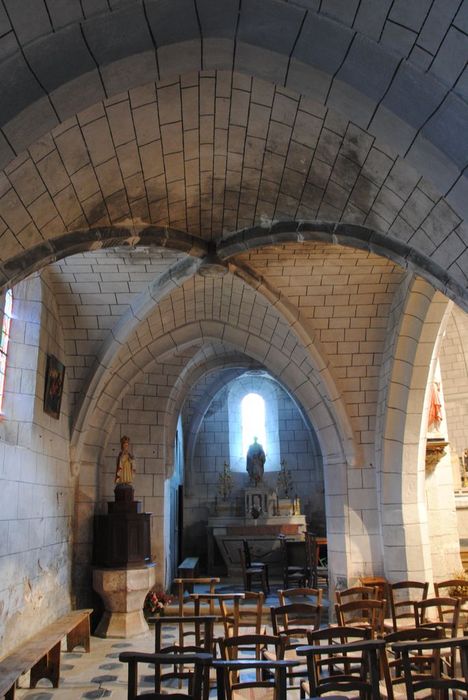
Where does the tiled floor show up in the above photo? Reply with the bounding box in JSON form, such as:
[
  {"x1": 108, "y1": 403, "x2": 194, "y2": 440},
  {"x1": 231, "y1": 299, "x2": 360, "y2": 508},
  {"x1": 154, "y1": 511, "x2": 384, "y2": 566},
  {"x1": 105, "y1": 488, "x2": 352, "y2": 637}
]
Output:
[
  {"x1": 16, "y1": 584, "x2": 327, "y2": 699},
  {"x1": 16, "y1": 635, "x2": 153, "y2": 699}
]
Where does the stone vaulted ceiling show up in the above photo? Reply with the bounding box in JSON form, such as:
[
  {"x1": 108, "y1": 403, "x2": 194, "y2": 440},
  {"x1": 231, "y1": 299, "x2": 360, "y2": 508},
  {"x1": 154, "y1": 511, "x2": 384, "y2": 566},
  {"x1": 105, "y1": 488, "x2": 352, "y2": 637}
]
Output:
[
  {"x1": 0, "y1": 0, "x2": 466, "y2": 451},
  {"x1": 0, "y1": 0, "x2": 464, "y2": 309}
]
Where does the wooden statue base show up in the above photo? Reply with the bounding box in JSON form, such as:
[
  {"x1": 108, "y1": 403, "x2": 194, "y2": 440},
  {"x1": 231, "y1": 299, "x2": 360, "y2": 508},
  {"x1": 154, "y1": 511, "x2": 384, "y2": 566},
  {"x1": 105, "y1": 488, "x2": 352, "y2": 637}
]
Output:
[{"x1": 93, "y1": 513, "x2": 151, "y2": 567}]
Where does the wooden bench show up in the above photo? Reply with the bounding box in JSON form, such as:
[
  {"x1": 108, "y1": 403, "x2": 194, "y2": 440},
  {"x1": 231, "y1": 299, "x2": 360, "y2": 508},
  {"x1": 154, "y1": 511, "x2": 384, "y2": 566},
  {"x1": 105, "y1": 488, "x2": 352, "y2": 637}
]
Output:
[
  {"x1": 0, "y1": 609, "x2": 92, "y2": 700},
  {"x1": 177, "y1": 557, "x2": 200, "y2": 590}
]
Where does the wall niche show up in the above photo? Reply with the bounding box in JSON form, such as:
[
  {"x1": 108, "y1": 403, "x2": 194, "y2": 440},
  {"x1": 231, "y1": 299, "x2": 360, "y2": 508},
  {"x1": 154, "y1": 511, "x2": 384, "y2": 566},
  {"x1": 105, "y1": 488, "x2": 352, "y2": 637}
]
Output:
[{"x1": 182, "y1": 370, "x2": 325, "y2": 572}]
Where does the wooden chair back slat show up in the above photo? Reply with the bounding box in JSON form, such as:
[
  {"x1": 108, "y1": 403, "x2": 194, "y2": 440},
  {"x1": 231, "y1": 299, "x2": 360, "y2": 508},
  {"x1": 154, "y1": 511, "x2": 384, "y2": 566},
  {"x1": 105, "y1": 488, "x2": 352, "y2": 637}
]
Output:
[
  {"x1": 388, "y1": 580, "x2": 429, "y2": 631},
  {"x1": 296, "y1": 638, "x2": 385, "y2": 699},
  {"x1": 335, "y1": 598, "x2": 386, "y2": 637},
  {"x1": 391, "y1": 636, "x2": 468, "y2": 700},
  {"x1": 119, "y1": 651, "x2": 212, "y2": 700},
  {"x1": 278, "y1": 586, "x2": 322, "y2": 606}
]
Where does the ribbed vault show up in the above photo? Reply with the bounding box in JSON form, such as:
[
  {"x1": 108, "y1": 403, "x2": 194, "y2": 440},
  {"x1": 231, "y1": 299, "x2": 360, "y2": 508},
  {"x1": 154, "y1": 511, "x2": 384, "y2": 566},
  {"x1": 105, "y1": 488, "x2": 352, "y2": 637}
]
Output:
[{"x1": 0, "y1": 69, "x2": 465, "y2": 310}]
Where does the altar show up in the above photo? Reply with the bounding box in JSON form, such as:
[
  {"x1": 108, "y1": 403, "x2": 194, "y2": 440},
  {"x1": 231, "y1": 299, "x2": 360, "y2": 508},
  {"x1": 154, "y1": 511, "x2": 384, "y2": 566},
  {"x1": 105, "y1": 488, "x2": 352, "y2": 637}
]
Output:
[
  {"x1": 209, "y1": 446, "x2": 308, "y2": 576},
  {"x1": 207, "y1": 513, "x2": 307, "y2": 576}
]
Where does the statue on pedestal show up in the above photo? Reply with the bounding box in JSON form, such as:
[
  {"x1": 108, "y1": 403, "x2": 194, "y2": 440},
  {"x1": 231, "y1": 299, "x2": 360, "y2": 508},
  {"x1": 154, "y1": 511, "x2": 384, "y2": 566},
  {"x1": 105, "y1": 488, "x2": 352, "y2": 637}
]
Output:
[
  {"x1": 246, "y1": 437, "x2": 266, "y2": 485},
  {"x1": 115, "y1": 435, "x2": 135, "y2": 484}
]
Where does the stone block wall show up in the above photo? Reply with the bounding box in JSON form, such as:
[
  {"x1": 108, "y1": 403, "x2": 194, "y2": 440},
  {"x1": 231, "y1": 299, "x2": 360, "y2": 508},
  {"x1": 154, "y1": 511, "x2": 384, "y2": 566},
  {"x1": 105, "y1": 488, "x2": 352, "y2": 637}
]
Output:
[{"x1": 0, "y1": 272, "x2": 72, "y2": 655}]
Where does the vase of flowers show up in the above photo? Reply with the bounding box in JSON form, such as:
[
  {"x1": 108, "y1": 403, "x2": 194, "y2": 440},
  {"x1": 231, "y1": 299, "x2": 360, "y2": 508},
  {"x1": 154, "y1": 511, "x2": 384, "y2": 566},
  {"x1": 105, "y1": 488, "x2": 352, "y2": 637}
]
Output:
[{"x1": 144, "y1": 590, "x2": 172, "y2": 619}]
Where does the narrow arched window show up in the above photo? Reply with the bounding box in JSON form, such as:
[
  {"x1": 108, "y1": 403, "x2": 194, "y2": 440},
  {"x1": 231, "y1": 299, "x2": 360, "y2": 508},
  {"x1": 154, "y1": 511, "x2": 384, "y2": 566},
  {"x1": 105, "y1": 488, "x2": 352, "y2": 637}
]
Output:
[
  {"x1": 0, "y1": 289, "x2": 12, "y2": 413},
  {"x1": 241, "y1": 392, "x2": 267, "y2": 457}
]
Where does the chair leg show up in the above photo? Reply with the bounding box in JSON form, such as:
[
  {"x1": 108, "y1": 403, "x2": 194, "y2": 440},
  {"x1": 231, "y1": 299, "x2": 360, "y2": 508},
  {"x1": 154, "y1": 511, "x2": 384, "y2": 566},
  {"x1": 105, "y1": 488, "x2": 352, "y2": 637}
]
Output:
[{"x1": 261, "y1": 569, "x2": 268, "y2": 596}]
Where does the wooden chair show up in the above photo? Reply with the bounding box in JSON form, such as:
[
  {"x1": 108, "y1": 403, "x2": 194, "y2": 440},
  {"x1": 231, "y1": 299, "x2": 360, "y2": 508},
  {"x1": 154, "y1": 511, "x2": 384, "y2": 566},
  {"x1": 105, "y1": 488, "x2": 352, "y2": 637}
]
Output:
[
  {"x1": 174, "y1": 577, "x2": 220, "y2": 616},
  {"x1": 119, "y1": 651, "x2": 212, "y2": 700},
  {"x1": 268, "y1": 602, "x2": 322, "y2": 689},
  {"x1": 360, "y1": 576, "x2": 388, "y2": 600},
  {"x1": 213, "y1": 658, "x2": 299, "y2": 700},
  {"x1": 413, "y1": 596, "x2": 461, "y2": 676},
  {"x1": 150, "y1": 615, "x2": 216, "y2": 700},
  {"x1": 385, "y1": 580, "x2": 429, "y2": 632},
  {"x1": 335, "y1": 585, "x2": 378, "y2": 605},
  {"x1": 278, "y1": 535, "x2": 308, "y2": 589},
  {"x1": 414, "y1": 596, "x2": 461, "y2": 638},
  {"x1": 218, "y1": 591, "x2": 265, "y2": 637},
  {"x1": 335, "y1": 598, "x2": 386, "y2": 638},
  {"x1": 270, "y1": 602, "x2": 322, "y2": 639},
  {"x1": 302, "y1": 625, "x2": 372, "y2": 693},
  {"x1": 173, "y1": 578, "x2": 219, "y2": 650},
  {"x1": 391, "y1": 636, "x2": 468, "y2": 700},
  {"x1": 242, "y1": 540, "x2": 270, "y2": 593},
  {"x1": 296, "y1": 638, "x2": 385, "y2": 699},
  {"x1": 189, "y1": 592, "x2": 244, "y2": 656},
  {"x1": 278, "y1": 586, "x2": 322, "y2": 606},
  {"x1": 304, "y1": 532, "x2": 328, "y2": 589},
  {"x1": 238, "y1": 548, "x2": 268, "y2": 594},
  {"x1": 434, "y1": 578, "x2": 468, "y2": 629},
  {"x1": 434, "y1": 578, "x2": 468, "y2": 601},
  {"x1": 381, "y1": 626, "x2": 444, "y2": 700},
  {"x1": 218, "y1": 633, "x2": 286, "y2": 692},
  {"x1": 189, "y1": 591, "x2": 243, "y2": 623}
]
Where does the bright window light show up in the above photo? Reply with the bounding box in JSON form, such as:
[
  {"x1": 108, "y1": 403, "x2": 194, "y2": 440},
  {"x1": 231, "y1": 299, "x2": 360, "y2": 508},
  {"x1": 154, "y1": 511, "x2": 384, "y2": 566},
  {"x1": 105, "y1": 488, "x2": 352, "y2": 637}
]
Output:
[
  {"x1": 241, "y1": 392, "x2": 266, "y2": 457},
  {"x1": 0, "y1": 289, "x2": 13, "y2": 413}
]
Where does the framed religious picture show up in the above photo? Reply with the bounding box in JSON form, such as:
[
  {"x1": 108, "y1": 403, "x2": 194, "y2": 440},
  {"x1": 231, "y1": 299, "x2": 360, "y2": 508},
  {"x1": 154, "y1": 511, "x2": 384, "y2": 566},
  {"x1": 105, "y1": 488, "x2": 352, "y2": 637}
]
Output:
[{"x1": 43, "y1": 354, "x2": 65, "y2": 419}]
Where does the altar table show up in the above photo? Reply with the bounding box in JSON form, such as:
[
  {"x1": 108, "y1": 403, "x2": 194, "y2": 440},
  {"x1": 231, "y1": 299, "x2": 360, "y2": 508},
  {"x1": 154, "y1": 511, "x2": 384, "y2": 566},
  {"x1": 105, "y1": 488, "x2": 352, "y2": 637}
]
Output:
[{"x1": 207, "y1": 515, "x2": 308, "y2": 577}]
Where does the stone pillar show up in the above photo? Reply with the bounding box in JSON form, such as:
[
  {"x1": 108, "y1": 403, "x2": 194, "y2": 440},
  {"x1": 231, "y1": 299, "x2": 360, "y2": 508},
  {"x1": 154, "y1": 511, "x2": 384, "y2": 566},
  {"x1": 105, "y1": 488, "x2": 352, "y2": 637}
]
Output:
[{"x1": 93, "y1": 564, "x2": 156, "y2": 638}]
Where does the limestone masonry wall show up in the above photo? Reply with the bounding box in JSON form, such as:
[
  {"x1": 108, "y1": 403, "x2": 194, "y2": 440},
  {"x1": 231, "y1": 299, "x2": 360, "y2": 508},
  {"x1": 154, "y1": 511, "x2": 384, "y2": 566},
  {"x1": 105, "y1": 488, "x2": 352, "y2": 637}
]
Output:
[{"x1": 0, "y1": 272, "x2": 72, "y2": 655}]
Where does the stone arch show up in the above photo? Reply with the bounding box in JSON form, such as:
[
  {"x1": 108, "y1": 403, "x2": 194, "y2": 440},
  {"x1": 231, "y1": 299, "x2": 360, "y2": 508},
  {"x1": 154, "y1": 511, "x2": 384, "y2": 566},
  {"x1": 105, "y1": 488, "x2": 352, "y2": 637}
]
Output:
[
  {"x1": 1, "y1": 225, "x2": 208, "y2": 290},
  {"x1": 81, "y1": 319, "x2": 350, "y2": 469},
  {"x1": 379, "y1": 276, "x2": 457, "y2": 581},
  {"x1": 75, "y1": 314, "x2": 357, "y2": 585},
  {"x1": 222, "y1": 222, "x2": 468, "y2": 313},
  {"x1": 70, "y1": 254, "x2": 360, "y2": 467},
  {"x1": 71, "y1": 254, "x2": 203, "y2": 446},
  {"x1": 160, "y1": 347, "x2": 262, "y2": 489},
  {"x1": 2, "y1": 216, "x2": 467, "y2": 314},
  {"x1": 166, "y1": 351, "x2": 322, "y2": 493}
]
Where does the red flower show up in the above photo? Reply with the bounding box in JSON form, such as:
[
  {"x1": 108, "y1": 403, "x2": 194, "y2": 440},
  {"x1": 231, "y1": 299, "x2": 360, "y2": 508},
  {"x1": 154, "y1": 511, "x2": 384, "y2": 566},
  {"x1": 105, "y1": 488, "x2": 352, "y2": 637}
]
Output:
[{"x1": 144, "y1": 590, "x2": 173, "y2": 614}]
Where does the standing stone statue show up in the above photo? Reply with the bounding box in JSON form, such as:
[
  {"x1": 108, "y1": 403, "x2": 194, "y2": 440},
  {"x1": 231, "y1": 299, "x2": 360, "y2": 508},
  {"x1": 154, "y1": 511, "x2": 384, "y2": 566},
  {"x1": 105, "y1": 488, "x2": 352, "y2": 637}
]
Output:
[
  {"x1": 115, "y1": 435, "x2": 136, "y2": 485},
  {"x1": 246, "y1": 437, "x2": 266, "y2": 485}
]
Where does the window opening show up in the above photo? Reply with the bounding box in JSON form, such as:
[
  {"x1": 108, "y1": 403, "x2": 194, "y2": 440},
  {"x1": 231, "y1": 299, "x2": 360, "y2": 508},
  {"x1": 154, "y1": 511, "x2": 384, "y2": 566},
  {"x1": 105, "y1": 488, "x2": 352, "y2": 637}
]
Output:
[
  {"x1": 0, "y1": 289, "x2": 12, "y2": 413},
  {"x1": 241, "y1": 392, "x2": 266, "y2": 457}
]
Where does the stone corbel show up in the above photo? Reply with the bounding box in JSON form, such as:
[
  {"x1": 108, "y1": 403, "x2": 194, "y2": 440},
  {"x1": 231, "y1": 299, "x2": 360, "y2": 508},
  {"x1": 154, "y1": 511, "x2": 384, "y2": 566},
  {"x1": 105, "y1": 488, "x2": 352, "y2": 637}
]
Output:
[{"x1": 425, "y1": 439, "x2": 449, "y2": 472}]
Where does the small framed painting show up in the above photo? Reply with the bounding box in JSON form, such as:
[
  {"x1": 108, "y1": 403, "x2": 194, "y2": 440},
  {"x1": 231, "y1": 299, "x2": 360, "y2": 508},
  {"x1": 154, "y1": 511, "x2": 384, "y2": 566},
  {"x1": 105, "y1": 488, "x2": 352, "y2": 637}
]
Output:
[{"x1": 43, "y1": 354, "x2": 65, "y2": 419}]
